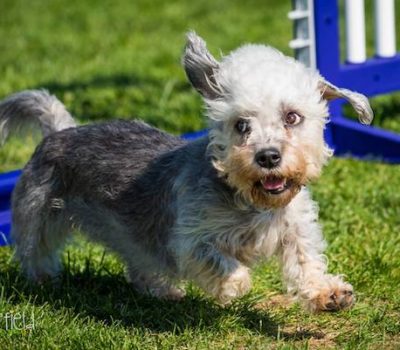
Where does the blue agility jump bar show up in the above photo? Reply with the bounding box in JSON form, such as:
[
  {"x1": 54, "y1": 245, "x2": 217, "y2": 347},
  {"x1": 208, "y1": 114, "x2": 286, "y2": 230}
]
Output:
[{"x1": 0, "y1": 169, "x2": 21, "y2": 246}]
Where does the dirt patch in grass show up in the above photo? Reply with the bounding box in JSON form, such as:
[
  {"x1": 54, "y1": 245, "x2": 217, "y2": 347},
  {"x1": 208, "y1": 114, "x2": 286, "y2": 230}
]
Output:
[{"x1": 256, "y1": 294, "x2": 294, "y2": 311}]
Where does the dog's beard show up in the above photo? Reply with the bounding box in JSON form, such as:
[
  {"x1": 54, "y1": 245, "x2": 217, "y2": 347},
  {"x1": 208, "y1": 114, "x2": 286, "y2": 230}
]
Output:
[
  {"x1": 213, "y1": 146, "x2": 309, "y2": 209},
  {"x1": 249, "y1": 179, "x2": 302, "y2": 209}
]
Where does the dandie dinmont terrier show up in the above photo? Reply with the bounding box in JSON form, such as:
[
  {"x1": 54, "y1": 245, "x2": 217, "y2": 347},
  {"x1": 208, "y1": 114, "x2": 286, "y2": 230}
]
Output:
[{"x1": 0, "y1": 32, "x2": 373, "y2": 312}]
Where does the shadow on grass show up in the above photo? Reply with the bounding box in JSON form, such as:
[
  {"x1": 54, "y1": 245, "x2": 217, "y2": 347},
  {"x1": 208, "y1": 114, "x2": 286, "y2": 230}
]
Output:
[
  {"x1": 33, "y1": 73, "x2": 190, "y2": 97},
  {"x1": 0, "y1": 254, "x2": 328, "y2": 341},
  {"x1": 0, "y1": 263, "x2": 277, "y2": 335},
  {"x1": 28, "y1": 73, "x2": 202, "y2": 134},
  {"x1": 38, "y1": 74, "x2": 148, "y2": 94}
]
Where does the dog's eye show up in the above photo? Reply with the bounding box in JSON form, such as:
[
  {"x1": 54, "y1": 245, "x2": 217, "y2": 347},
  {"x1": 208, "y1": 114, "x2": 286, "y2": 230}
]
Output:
[
  {"x1": 284, "y1": 112, "x2": 303, "y2": 126},
  {"x1": 235, "y1": 119, "x2": 250, "y2": 134}
]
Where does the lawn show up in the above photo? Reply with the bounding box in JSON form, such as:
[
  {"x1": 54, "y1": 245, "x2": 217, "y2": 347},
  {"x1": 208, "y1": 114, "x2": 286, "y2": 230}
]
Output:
[{"x1": 0, "y1": 0, "x2": 399, "y2": 349}]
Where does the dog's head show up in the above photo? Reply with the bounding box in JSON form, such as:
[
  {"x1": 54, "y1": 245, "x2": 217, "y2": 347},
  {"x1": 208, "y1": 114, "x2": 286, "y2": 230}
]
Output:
[{"x1": 182, "y1": 32, "x2": 373, "y2": 209}]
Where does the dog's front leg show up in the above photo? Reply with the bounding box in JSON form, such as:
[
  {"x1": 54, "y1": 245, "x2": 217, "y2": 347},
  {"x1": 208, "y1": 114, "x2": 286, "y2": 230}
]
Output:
[
  {"x1": 278, "y1": 216, "x2": 354, "y2": 312},
  {"x1": 180, "y1": 243, "x2": 251, "y2": 305}
]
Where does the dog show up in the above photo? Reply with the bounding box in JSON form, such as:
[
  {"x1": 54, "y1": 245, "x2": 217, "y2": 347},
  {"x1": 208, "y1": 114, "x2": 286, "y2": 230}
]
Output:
[{"x1": 0, "y1": 32, "x2": 373, "y2": 312}]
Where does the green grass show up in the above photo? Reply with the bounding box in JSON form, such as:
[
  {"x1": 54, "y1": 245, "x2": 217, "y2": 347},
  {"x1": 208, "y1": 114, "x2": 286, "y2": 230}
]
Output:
[{"x1": 0, "y1": 0, "x2": 399, "y2": 349}]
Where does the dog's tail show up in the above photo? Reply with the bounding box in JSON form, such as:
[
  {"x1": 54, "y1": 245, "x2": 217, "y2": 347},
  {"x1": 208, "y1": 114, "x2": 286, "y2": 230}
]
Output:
[{"x1": 0, "y1": 89, "x2": 76, "y2": 144}]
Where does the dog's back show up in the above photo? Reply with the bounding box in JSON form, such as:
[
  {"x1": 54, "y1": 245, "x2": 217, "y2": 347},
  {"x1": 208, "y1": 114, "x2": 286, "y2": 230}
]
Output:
[
  {"x1": 24, "y1": 119, "x2": 186, "y2": 203},
  {"x1": 0, "y1": 90, "x2": 189, "y2": 282}
]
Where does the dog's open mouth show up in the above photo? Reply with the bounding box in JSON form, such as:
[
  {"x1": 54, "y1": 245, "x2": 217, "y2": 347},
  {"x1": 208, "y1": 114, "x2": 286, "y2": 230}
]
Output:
[{"x1": 260, "y1": 175, "x2": 289, "y2": 195}]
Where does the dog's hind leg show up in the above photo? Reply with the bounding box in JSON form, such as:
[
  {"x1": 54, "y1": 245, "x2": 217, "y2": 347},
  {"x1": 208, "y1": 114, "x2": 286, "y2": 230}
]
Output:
[
  {"x1": 11, "y1": 176, "x2": 71, "y2": 283},
  {"x1": 65, "y1": 199, "x2": 186, "y2": 301}
]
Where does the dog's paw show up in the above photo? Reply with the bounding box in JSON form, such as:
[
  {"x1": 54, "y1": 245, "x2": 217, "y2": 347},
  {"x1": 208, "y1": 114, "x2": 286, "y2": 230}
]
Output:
[
  {"x1": 126, "y1": 271, "x2": 186, "y2": 301},
  {"x1": 149, "y1": 285, "x2": 186, "y2": 301},
  {"x1": 161, "y1": 286, "x2": 187, "y2": 301},
  {"x1": 301, "y1": 277, "x2": 355, "y2": 312},
  {"x1": 215, "y1": 266, "x2": 251, "y2": 305}
]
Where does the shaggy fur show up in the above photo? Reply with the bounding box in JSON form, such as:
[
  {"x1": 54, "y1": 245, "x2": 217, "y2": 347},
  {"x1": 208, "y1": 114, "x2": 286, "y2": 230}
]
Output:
[{"x1": 0, "y1": 32, "x2": 373, "y2": 312}]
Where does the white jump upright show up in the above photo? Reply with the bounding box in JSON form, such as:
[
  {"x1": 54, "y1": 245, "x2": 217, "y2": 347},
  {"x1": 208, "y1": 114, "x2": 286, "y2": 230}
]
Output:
[
  {"x1": 344, "y1": 0, "x2": 367, "y2": 63},
  {"x1": 374, "y1": 0, "x2": 396, "y2": 57},
  {"x1": 291, "y1": 0, "x2": 398, "y2": 66},
  {"x1": 289, "y1": 0, "x2": 316, "y2": 68}
]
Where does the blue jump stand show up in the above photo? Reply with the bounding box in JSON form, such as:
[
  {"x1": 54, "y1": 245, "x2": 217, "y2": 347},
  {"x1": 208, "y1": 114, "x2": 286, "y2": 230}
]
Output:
[
  {"x1": 0, "y1": 170, "x2": 21, "y2": 246},
  {"x1": 314, "y1": 1, "x2": 400, "y2": 163}
]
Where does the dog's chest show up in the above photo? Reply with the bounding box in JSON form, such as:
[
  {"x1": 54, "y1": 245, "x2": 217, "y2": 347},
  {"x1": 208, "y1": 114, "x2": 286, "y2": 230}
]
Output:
[{"x1": 215, "y1": 209, "x2": 284, "y2": 265}]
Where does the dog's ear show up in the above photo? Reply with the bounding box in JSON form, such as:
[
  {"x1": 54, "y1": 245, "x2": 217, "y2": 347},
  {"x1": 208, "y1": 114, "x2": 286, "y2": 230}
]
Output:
[
  {"x1": 319, "y1": 79, "x2": 373, "y2": 124},
  {"x1": 182, "y1": 32, "x2": 222, "y2": 100}
]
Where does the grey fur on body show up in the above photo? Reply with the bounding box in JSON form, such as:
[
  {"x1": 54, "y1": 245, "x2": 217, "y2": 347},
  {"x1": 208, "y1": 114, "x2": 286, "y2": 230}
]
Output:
[
  {"x1": 11, "y1": 114, "x2": 255, "y2": 301},
  {"x1": 0, "y1": 32, "x2": 373, "y2": 311}
]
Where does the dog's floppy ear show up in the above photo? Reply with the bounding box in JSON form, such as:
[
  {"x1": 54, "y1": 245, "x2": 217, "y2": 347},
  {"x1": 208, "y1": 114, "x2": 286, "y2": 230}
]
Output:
[
  {"x1": 182, "y1": 32, "x2": 222, "y2": 100},
  {"x1": 319, "y1": 79, "x2": 374, "y2": 124}
]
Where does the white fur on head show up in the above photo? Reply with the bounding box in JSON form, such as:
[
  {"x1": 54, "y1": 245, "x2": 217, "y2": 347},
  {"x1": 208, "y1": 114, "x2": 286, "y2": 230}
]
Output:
[{"x1": 182, "y1": 32, "x2": 373, "y2": 209}]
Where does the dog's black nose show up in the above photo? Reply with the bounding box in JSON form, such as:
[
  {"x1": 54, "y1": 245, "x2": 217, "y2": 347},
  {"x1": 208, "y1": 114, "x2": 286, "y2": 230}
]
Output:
[{"x1": 255, "y1": 148, "x2": 281, "y2": 168}]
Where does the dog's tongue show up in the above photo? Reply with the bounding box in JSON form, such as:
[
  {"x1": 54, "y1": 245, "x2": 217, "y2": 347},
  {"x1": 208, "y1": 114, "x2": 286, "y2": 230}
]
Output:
[{"x1": 262, "y1": 177, "x2": 286, "y2": 191}]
